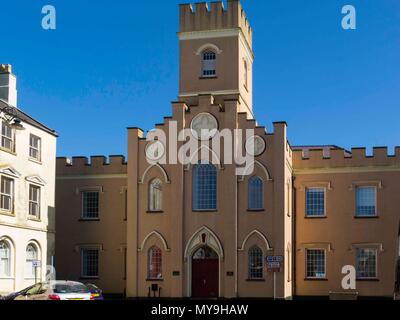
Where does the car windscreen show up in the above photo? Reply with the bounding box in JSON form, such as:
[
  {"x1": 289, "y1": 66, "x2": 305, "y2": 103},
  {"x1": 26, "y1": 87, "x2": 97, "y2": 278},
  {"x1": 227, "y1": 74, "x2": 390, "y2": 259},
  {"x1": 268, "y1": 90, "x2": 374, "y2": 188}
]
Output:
[{"x1": 53, "y1": 283, "x2": 89, "y2": 294}]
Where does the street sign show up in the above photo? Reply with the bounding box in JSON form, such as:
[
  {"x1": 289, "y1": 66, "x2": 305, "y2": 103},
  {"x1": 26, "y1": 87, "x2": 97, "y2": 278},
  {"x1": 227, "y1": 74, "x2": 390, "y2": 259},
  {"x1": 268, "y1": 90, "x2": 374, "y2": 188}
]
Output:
[
  {"x1": 32, "y1": 260, "x2": 41, "y2": 268},
  {"x1": 267, "y1": 255, "x2": 284, "y2": 263},
  {"x1": 266, "y1": 256, "x2": 284, "y2": 300},
  {"x1": 266, "y1": 256, "x2": 283, "y2": 273}
]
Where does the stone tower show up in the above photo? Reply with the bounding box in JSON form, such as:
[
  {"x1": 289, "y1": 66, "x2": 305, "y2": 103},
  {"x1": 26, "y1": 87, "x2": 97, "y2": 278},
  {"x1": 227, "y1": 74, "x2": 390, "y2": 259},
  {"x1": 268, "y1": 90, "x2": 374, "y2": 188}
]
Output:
[{"x1": 178, "y1": 0, "x2": 254, "y2": 117}]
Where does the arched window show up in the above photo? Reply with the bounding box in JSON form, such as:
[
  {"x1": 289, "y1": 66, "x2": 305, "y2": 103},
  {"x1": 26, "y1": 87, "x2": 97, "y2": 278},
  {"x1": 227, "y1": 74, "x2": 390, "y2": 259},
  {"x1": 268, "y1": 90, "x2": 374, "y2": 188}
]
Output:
[
  {"x1": 149, "y1": 179, "x2": 162, "y2": 212},
  {"x1": 25, "y1": 244, "x2": 38, "y2": 278},
  {"x1": 0, "y1": 240, "x2": 11, "y2": 277},
  {"x1": 248, "y1": 246, "x2": 263, "y2": 279},
  {"x1": 202, "y1": 51, "x2": 216, "y2": 77},
  {"x1": 192, "y1": 163, "x2": 217, "y2": 211},
  {"x1": 148, "y1": 246, "x2": 162, "y2": 279},
  {"x1": 248, "y1": 176, "x2": 264, "y2": 210}
]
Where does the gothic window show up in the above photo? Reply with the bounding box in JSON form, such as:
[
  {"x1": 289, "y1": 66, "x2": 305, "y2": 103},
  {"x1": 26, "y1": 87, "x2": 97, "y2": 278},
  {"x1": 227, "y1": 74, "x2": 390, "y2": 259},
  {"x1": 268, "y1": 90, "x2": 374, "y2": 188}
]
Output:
[
  {"x1": 248, "y1": 176, "x2": 263, "y2": 210},
  {"x1": 248, "y1": 246, "x2": 263, "y2": 279},
  {"x1": 149, "y1": 179, "x2": 162, "y2": 212},
  {"x1": 148, "y1": 246, "x2": 162, "y2": 279},
  {"x1": 192, "y1": 163, "x2": 217, "y2": 211}
]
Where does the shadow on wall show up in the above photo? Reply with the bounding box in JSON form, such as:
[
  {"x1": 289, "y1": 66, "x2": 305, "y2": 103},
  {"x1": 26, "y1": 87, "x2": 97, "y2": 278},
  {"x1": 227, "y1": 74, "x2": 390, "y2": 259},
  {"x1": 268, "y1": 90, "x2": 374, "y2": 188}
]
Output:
[{"x1": 47, "y1": 206, "x2": 56, "y2": 268}]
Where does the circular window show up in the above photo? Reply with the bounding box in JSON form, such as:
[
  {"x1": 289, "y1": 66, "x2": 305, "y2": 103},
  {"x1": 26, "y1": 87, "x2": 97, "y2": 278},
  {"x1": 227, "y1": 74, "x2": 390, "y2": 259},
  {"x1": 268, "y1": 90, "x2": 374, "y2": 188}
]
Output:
[
  {"x1": 190, "y1": 113, "x2": 218, "y2": 141},
  {"x1": 145, "y1": 141, "x2": 165, "y2": 162},
  {"x1": 245, "y1": 135, "x2": 266, "y2": 157}
]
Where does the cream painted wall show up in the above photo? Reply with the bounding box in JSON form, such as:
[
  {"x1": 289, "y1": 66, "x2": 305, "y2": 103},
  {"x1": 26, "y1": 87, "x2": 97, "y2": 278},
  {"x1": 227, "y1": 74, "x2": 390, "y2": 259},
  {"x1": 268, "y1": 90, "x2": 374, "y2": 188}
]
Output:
[{"x1": 0, "y1": 113, "x2": 57, "y2": 294}]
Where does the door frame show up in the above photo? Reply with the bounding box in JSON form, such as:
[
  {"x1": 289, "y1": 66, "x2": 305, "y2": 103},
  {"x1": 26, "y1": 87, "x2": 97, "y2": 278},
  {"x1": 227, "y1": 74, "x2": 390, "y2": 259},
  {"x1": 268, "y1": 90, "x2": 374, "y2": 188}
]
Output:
[{"x1": 184, "y1": 227, "x2": 224, "y2": 298}]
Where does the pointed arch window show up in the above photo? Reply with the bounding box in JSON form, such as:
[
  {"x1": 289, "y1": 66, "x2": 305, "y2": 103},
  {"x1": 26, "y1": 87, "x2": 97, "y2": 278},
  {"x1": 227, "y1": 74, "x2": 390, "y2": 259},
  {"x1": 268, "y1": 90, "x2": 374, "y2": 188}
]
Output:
[
  {"x1": 248, "y1": 176, "x2": 264, "y2": 210},
  {"x1": 192, "y1": 163, "x2": 217, "y2": 211},
  {"x1": 149, "y1": 179, "x2": 162, "y2": 212},
  {"x1": 0, "y1": 240, "x2": 11, "y2": 277},
  {"x1": 202, "y1": 51, "x2": 216, "y2": 77},
  {"x1": 25, "y1": 244, "x2": 38, "y2": 278},
  {"x1": 148, "y1": 246, "x2": 162, "y2": 279},
  {"x1": 248, "y1": 245, "x2": 263, "y2": 279}
]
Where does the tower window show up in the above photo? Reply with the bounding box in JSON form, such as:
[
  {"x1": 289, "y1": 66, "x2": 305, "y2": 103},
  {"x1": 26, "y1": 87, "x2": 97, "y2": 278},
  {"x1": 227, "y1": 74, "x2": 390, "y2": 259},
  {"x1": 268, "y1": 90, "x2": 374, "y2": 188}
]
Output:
[{"x1": 202, "y1": 51, "x2": 216, "y2": 77}]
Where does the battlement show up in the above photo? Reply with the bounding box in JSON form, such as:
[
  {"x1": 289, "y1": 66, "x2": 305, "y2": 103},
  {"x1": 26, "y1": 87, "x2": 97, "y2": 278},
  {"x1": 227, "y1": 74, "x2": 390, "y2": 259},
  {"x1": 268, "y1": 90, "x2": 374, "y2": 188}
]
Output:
[
  {"x1": 293, "y1": 147, "x2": 400, "y2": 170},
  {"x1": 179, "y1": 0, "x2": 252, "y2": 47},
  {"x1": 56, "y1": 155, "x2": 127, "y2": 176}
]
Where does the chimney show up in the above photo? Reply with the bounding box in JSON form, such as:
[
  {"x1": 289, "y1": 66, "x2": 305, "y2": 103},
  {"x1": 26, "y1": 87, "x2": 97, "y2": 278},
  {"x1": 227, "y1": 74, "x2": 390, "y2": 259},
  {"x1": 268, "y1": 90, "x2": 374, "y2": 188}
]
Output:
[{"x1": 0, "y1": 64, "x2": 17, "y2": 107}]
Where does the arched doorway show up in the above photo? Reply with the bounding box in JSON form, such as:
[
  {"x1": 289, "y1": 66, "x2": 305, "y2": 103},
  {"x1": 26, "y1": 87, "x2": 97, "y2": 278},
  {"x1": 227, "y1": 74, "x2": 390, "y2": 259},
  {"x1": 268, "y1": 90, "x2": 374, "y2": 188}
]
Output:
[{"x1": 191, "y1": 246, "x2": 219, "y2": 298}]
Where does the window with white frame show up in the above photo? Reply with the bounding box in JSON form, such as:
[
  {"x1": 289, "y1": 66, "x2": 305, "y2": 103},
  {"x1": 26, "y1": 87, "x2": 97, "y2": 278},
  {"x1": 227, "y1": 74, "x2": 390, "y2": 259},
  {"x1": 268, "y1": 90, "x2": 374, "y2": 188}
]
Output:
[
  {"x1": 202, "y1": 51, "x2": 216, "y2": 77},
  {"x1": 306, "y1": 187, "x2": 325, "y2": 217},
  {"x1": 0, "y1": 176, "x2": 14, "y2": 212},
  {"x1": 306, "y1": 249, "x2": 326, "y2": 279},
  {"x1": 81, "y1": 191, "x2": 99, "y2": 219},
  {"x1": 1, "y1": 121, "x2": 14, "y2": 152},
  {"x1": 81, "y1": 248, "x2": 99, "y2": 278},
  {"x1": 248, "y1": 246, "x2": 263, "y2": 279},
  {"x1": 192, "y1": 163, "x2": 217, "y2": 211},
  {"x1": 356, "y1": 248, "x2": 377, "y2": 279},
  {"x1": 149, "y1": 179, "x2": 162, "y2": 212},
  {"x1": 29, "y1": 184, "x2": 41, "y2": 218},
  {"x1": 25, "y1": 244, "x2": 38, "y2": 278},
  {"x1": 29, "y1": 134, "x2": 41, "y2": 161},
  {"x1": 356, "y1": 186, "x2": 377, "y2": 217},
  {"x1": 148, "y1": 246, "x2": 162, "y2": 279},
  {"x1": 0, "y1": 240, "x2": 11, "y2": 277},
  {"x1": 248, "y1": 176, "x2": 263, "y2": 210}
]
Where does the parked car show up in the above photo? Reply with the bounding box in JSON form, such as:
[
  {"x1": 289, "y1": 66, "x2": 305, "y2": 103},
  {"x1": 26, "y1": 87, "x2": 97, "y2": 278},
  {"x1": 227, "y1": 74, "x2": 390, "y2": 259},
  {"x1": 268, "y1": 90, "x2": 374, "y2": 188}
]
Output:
[
  {"x1": 2, "y1": 281, "x2": 94, "y2": 300},
  {"x1": 85, "y1": 283, "x2": 104, "y2": 300}
]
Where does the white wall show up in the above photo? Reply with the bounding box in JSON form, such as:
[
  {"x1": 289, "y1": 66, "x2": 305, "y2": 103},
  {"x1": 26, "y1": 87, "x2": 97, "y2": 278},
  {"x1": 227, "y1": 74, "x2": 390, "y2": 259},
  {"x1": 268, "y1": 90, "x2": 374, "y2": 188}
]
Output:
[{"x1": 0, "y1": 114, "x2": 56, "y2": 294}]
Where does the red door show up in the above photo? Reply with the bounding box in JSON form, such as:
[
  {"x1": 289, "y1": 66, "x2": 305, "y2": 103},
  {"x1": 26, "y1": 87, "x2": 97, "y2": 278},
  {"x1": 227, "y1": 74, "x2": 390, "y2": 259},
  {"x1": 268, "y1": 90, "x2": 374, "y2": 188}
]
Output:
[{"x1": 192, "y1": 258, "x2": 219, "y2": 298}]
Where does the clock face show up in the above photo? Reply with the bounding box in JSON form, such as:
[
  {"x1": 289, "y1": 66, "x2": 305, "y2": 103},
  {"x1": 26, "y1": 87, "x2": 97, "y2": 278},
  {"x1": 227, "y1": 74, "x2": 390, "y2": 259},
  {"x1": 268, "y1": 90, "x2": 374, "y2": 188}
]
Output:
[
  {"x1": 190, "y1": 113, "x2": 218, "y2": 140},
  {"x1": 145, "y1": 141, "x2": 165, "y2": 162},
  {"x1": 245, "y1": 135, "x2": 266, "y2": 157}
]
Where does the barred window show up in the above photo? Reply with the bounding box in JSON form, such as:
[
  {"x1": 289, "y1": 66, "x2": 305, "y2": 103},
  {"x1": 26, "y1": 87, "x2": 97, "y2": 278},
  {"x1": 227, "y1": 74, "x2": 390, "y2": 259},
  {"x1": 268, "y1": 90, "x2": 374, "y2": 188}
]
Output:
[
  {"x1": 356, "y1": 187, "x2": 376, "y2": 217},
  {"x1": 149, "y1": 179, "x2": 162, "y2": 212},
  {"x1": 248, "y1": 176, "x2": 263, "y2": 210},
  {"x1": 25, "y1": 244, "x2": 38, "y2": 278},
  {"x1": 1, "y1": 121, "x2": 14, "y2": 152},
  {"x1": 356, "y1": 248, "x2": 377, "y2": 279},
  {"x1": 29, "y1": 134, "x2": 41, "y2": 161},
  {"x1": 29, "y1": 185, "x2": 41, "y2": 218},
  {"x1": 0, "y1": 176, "x2": 14, "y2": 212},
  {"x1": 202, "y1": 51, "x2": 216, "y2": 77},
  {"x1": 0, "y1": 240, "x2": 11, "y2": 277},
  {"x1": 81, "y1": 248, "x2": 99, "y2": 278},
  {"x1": 192, "y1": 163, "x2": 217, "y2": 211},
  {"x1": 306, "y1": 249, "x2": 326, "y2": 279},
  {"x1": 82, "y1": 191, "x2": 99, "y2": 219},
  {"x1": 306, "y1": 188, "x2": 325, "y2": 217},
  {"x1": 148, "y1": 246, "x2": 162, "y2": 279},
  {"x1": 248, "y1": 246, "x2": 263, "y2": 279}
]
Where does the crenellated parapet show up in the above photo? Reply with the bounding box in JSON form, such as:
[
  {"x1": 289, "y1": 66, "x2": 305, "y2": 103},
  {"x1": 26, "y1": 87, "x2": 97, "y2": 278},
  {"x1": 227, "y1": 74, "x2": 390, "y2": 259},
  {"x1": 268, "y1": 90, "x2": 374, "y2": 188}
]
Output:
[
  {"x1": 179, "y1": 0, "x2": 252, "y2": 47},
  {"x1": 293, "y1": 147, "x2": 400, "y2": 169},
  {"x1": 56, "y1": 155, "x2": 127, "y2": 176}
]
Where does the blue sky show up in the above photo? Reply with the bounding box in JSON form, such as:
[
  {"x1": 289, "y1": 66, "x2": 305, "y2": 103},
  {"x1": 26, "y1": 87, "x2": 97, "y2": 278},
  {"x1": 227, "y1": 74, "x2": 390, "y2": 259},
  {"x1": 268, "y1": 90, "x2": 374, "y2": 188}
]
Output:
[{"x1": 1, "y1": 0, "x2": 399, "y2": 157}]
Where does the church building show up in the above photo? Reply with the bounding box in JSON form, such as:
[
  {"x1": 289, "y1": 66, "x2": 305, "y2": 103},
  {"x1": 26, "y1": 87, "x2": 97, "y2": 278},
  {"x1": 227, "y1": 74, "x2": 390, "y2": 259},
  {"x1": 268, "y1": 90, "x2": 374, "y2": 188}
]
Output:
[{"x1": 55, "y1": 1, "x2": 400, "y2": 299}]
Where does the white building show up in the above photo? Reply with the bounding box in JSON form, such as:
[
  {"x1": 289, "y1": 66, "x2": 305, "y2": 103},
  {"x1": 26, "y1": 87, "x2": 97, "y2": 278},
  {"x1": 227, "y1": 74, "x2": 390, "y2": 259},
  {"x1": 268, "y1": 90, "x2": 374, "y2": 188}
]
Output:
[{"x1": 0, "y1": 64, "x2": 57, "y2": 294}]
